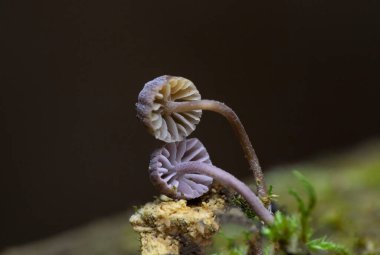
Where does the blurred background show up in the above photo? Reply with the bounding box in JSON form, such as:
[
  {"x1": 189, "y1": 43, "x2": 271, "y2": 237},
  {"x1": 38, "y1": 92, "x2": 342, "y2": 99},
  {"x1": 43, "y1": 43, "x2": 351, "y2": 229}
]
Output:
[{"x1": 1, "y1": 0, "x2": 379, "y2": 251}]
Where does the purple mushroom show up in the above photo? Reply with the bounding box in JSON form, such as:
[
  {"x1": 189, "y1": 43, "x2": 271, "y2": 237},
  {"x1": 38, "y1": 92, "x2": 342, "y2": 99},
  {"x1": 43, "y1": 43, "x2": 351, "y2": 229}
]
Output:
[
  {"x1": 137, "y1": 75, "x2": 268, "y2": 204},
  {"x1": 149, "y1": 138, "x2": 274, "y2": 225},
  {"x1": 136, "y1": 76, "x2": 202, "y2": 143}
]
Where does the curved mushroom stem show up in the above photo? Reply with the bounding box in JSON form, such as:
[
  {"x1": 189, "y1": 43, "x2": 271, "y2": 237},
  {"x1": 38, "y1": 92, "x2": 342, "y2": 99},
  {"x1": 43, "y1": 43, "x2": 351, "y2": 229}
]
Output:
[
  {"x1": 165, "y1": 99, "x2": 269, "y2": 206},
  {"x1": 174, "y1": 161, "x2": 274, "y2": 225}
]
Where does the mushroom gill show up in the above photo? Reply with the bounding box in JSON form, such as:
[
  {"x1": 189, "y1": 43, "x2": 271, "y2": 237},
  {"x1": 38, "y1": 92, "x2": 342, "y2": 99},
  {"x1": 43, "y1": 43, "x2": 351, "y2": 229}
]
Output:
[
  {"x1": 136, "y1": 75, "x2": 202, "y2": 143},
  {"x1": 149, "y1": 138, "x2": 213, "y2": 199}
]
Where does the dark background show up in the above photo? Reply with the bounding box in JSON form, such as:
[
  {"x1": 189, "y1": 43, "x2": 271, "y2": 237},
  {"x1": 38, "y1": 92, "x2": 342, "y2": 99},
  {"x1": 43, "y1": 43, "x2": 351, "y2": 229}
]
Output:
[{"x1": 1, "y1": 0, "x2": 379, "y2": 250}]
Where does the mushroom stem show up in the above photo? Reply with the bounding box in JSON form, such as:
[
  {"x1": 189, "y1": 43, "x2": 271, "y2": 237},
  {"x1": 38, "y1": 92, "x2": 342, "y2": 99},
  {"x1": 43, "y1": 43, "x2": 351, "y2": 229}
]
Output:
[
  {"x1": 165, "y1": 99, "x2": 268, "y2": 205},
  {"x1": 174, "y1": 161, "x2": 274, "y2": 225}
]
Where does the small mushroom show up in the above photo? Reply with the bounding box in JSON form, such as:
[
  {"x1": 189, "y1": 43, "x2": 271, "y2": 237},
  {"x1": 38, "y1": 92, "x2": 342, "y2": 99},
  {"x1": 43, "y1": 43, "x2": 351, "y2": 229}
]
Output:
[
  {"x1": 149, "y1": 138, "x2": 213, "y2": 200},
  {"x1": 149, "y1": 138, "x2": 274, "y2": 225},
  {"x1": 136, "y1": 75, "x2": 202, "y2": 143},
  {"x1": 137, "y1": 75, "x2": 268, "y2": 205}
]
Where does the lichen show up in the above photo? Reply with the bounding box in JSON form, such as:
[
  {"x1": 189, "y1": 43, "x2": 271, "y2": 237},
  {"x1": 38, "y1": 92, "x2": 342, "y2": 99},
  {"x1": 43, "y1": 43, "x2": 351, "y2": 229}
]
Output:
[
  {"x1": 129, "y1": 191, "x2": 226, "y2": 254},
  {"x1": 139, "y1": 233, "x2": 179, "y2": 255}
]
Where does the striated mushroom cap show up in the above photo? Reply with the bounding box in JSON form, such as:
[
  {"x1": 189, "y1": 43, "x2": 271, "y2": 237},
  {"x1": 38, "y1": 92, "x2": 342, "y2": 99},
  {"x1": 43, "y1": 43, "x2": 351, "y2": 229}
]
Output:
[
  {"x1": 149, "y1": 138, "x2": 213, "y2": 199},
  {"x1": 136, "y1": 75, "x2": 202, "y2": 143}
]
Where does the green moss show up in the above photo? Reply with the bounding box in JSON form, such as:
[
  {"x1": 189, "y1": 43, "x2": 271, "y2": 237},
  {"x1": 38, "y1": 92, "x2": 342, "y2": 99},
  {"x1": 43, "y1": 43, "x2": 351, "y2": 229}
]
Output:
[{"x1": 266, "y1": 140, "x2": 380, "y2": 254}]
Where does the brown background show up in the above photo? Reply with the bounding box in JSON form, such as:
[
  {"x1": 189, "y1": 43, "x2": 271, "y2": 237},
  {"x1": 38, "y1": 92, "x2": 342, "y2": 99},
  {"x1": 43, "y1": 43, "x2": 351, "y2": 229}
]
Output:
[{"x1": 1, "y1": 0, "x2": 379, "y2": 250}]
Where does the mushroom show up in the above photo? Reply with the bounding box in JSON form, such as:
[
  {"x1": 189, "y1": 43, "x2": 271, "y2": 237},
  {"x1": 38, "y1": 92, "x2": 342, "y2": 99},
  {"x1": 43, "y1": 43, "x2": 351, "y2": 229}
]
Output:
[
  {"x1": 149, "y1": 138, "x2": 274, "y2": 225},
  {"x1": 137, "y1": 75, "x2": 268, "y2": 204},
  {"x1": 136, "y1": 75, "x2": 202, "y2": 143}
]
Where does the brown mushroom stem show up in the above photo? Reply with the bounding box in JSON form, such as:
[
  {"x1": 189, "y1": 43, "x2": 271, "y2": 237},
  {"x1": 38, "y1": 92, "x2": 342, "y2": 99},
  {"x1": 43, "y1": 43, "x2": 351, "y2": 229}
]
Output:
[
  {"x1": 174, "y1": 161, "x2": 274, "y2": 225},
  {"x1": 165, "y1": 99, "x2": 269, "y2": 206}
]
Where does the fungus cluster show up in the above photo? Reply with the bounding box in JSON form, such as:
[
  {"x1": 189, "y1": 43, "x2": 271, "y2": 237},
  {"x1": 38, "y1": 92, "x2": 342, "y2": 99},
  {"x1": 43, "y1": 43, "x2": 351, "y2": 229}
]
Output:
[
  {"x1": 136, "y1": 75, "x2": 273, "y2": 225},
  {"x1": 137, "y1": 75, "x2": 268, "y2": 203}
]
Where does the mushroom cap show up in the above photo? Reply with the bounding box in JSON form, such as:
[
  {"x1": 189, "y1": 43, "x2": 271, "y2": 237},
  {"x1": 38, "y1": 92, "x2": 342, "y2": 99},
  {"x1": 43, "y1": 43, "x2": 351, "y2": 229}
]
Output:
[
  {"x1": 149, "y1": 138, "x2": 213, "y2": 199},
  {"x1": 136, "y1": 75, "x2": 202, "y2": 143}
]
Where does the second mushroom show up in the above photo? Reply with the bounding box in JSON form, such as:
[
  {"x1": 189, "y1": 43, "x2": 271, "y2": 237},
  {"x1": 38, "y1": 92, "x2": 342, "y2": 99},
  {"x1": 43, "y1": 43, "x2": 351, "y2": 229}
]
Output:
[{"x1": 149, "y1": 138, "x2": 274, "y2": 225}]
